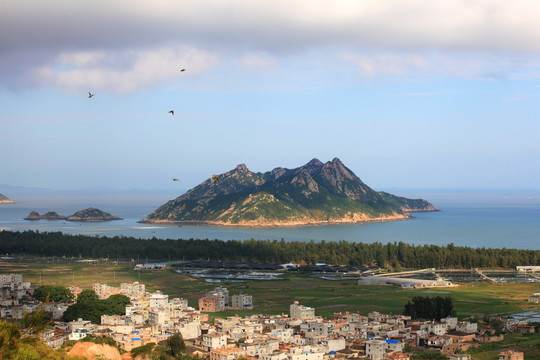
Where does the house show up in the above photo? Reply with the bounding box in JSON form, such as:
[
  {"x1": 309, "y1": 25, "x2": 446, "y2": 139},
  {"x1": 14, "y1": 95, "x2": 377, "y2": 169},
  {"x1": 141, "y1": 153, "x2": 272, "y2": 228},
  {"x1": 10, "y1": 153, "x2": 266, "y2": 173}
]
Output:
[
  {"x1": 365, "y1": 339, "x2": 387, "y2": 360},
  {"x1": 120, "y1": 282, "x2": 146, "y2": 299},
  {"x1": 207, "y1": 287, "x2": 229, "y2": 308},
  {"x1": 200, "y1": 296, "x2": 221, "y2": 312},
  {"x1": 203, "y1": 333, "x2": 228, "y2": 351},
  {"x1": 231, "y1": 294, "x2": 253, "y2": 310},
  {"x1": 448, "y1": 355, "x2": 471, "y2": 360},
  {"x1": 527, "y1": 293, "x2": 540, "y2": 304},
  {"x1": 455, "y1": 321, "x2": 478, "y2": 334},
  {"x1": 149, "y1": 291, "x2": 169, "y2": 308},
  {"x1": 69, "y1": 328, "x2": 90, "y2": 341},
  {"x1": 290, "y1": 301, "x2": 316, "y2": 319},
  {"x1": 68, "y1": 285, "x2": 82, "y2": 299},
  {"x1": 210, "y1": 346, "x2": 247, "y2": 360},
  {"x1": 499, "y1": 350, "x2": 524, "y2": 360}
]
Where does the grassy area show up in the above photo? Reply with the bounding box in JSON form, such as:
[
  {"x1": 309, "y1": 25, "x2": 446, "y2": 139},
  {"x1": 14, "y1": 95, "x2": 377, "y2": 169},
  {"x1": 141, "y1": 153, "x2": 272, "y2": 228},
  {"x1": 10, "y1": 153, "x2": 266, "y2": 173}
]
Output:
[
  {"x1": 1, "y1": 262, "x2": 539, "y2": 320},
  {"x1": 466, "y1": 332, "x2": 540, "y2": 360}
]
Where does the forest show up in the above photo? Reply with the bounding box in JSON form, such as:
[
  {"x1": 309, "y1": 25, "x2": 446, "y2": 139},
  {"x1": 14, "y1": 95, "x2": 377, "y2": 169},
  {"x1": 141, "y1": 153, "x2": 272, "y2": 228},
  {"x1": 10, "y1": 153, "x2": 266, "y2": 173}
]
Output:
[{"x1": 0, "y1": 230, "x2": 538, "y2": 269}]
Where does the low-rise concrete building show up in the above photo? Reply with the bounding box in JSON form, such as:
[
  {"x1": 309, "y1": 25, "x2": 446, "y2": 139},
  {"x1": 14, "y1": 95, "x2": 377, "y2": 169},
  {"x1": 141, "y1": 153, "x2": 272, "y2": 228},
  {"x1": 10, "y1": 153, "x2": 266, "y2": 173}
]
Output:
[
  {"x1": 231, "y1": 294, "x2": 253, "y2": 310},
  {"x1": 290, "y1": 301, "x2": 315, "y2": 319},
  {"x1": 210, "y1": 346, "x2": 246, "y2": 360},
  {"x1": 203, "y1": 333, "x2": 228, "y2": 350},
  {"x1": 200, "y1": 296, "x2": 222, "y2": 312}
]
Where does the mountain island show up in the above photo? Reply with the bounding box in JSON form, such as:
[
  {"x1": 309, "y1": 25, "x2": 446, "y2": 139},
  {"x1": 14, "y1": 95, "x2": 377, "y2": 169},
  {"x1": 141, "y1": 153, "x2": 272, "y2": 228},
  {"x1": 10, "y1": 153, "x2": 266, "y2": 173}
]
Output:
[
  {"x1": 0, "y1": 193, "x2": 14, "y2": 204},
  {"x1": 141, "y1": 158, "x2": 437, "y2": 227},
  {"x1": 25, "y1": 208, "x2": 122, "y2": 222}
]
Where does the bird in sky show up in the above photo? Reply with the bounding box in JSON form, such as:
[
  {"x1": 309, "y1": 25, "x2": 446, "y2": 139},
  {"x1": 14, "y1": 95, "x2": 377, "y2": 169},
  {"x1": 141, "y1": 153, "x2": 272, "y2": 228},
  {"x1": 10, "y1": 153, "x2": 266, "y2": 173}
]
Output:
[
  {"x1": 169, "y1": 110, "x2": 174, "y2": 116},
  {"x1": 180, "y1": 68, "x2": 186, "y2": 72},
  {"x1": 88, "y1": 92, "x2": 94, "y2": 98},
  {"x1": 172, "y1": 178, "x2": 179, "y2": 182},
  {"x1": 212, "y1": 175, "x2": 219, "y2": 181}
]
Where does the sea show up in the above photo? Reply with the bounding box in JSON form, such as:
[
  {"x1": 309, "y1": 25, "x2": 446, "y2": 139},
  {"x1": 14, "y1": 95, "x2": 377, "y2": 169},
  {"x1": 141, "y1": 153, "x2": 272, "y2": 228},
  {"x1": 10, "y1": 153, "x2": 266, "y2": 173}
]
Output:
[{"x1": 0, "y1": 189, "x2": 539, "y2": 250}]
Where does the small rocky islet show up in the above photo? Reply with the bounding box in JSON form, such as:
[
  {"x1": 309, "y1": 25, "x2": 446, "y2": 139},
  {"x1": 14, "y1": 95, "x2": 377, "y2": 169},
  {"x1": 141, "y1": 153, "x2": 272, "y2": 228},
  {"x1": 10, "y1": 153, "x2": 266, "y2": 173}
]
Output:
[{"x1": 25, "y1": 208, "x2": 122, "y2": 222}]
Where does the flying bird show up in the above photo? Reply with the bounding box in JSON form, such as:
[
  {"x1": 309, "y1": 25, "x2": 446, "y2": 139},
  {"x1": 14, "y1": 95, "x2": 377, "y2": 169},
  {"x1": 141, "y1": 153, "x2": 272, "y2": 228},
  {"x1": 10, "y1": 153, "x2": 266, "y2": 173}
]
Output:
[
  {"x1": 172, "y1": 178, "x2": 179, "y2": 182},
  {"x1": 88, "y1": 92, "x2": 94, "y2": 98},
  {"x1": 180, "y1": 68, "x2": 186, "y2": 72},
  {"x1": 169, "y1": 110, "x2": 174, "y2": 116},
  {"x1": 212, "y1": 175, "x2": 219, "y2": 181}
]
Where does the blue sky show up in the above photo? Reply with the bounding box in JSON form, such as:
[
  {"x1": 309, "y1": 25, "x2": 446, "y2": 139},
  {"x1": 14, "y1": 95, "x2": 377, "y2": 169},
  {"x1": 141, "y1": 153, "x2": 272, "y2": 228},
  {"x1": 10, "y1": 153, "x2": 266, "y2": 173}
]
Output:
[{"x1": 1, "y1": 0, "x2": 540, "y2": 192}]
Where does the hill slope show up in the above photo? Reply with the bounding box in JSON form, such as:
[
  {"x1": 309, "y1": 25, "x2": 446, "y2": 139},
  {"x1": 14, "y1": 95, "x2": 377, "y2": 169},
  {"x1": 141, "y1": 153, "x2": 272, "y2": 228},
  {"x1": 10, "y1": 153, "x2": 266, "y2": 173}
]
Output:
[{"x1": 141, "y1": 158, "x2": 437, "y2": 226}]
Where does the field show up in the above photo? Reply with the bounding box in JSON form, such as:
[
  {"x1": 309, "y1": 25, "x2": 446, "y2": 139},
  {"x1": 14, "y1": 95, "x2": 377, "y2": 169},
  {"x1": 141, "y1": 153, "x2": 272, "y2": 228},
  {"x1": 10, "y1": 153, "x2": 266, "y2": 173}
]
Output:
[
  {"x1": 2, "y1": 262, "x2": 539, "y2": 320},
  {"x1": 466, "y1": 333, "x2": 540, "y2": 359}
]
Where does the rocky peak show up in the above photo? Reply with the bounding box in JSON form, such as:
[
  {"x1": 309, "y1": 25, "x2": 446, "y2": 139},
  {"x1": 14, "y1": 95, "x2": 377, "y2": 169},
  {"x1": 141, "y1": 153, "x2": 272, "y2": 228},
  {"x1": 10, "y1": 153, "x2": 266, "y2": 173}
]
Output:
[
  {"x1": 306, "y1": 158, "x2": 323, "y2": 167},
  {"x1": 235, "y1": 164, "x2": 249, "y2": 173},
  {"x1": 270, "y1": 167, "x2": 287, "y2": 180},
  {"x1": 300, "y1": 158, "x2": 325, "y2": 176}
]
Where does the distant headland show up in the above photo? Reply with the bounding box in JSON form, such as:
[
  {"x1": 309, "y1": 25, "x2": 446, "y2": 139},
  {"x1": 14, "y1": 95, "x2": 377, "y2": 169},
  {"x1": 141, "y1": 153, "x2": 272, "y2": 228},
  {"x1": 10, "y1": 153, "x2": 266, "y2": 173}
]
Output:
[
  {"x1": 0, "y1": 193, "x2": 14, "y2": 204},
  {"x1": 25, "y1": 208, "x2": 122, "y2": 222},
  {"x1": 141, "y1": 158, "x2": 438, "y2": 227}
]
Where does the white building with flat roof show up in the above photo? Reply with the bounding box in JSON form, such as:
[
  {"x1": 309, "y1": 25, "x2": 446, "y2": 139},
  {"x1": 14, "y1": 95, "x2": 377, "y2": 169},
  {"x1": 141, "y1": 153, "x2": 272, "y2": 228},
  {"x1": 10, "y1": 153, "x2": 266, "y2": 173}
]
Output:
[{"x1": 149, "y1": 291, "x2": 169, "y2": 308}]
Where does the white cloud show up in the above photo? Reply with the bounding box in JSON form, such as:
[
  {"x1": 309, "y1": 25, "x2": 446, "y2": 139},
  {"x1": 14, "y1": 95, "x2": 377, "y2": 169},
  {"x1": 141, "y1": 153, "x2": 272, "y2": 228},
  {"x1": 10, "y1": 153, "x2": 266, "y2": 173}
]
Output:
[
  {"x1": 35, "y1": 47, "x2": 218, "y2": 93},
  {"x1": 236, "y1": 53, "x2": 278, "y2": 72},
  {"x1": 340, "y1": 52, "x2": 426, "y2": 77},
  {"x1": 3, "y1": 0, "x2": 540, "y2": 91}
]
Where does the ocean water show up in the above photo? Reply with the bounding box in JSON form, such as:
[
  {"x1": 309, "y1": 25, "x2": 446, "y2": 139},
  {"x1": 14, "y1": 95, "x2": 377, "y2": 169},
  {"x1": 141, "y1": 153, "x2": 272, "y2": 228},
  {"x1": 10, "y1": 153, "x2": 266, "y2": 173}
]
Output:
[{"x1": 0, "y1": 190, "x2": 539, "y2": 250}]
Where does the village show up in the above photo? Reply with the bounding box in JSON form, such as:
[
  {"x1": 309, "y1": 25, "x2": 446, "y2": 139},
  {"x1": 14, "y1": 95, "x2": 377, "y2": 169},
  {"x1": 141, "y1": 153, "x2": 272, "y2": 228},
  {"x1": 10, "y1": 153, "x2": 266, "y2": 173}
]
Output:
[{"x1": 1, "y1": 272, "x2": 538, "y2": 360}]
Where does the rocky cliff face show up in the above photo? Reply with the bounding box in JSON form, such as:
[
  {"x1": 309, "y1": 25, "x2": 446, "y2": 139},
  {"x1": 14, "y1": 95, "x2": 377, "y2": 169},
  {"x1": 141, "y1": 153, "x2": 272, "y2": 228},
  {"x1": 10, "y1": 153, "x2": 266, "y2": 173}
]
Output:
[{"x1": 141, "y1": 158, "x2": 438, "y2": 226}]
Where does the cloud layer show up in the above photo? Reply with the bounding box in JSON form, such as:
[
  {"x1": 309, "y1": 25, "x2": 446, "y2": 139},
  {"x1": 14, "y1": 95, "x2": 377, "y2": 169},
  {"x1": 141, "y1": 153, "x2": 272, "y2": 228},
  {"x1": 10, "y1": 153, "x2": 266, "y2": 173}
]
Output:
[{"x1": 3, "y1": 0, "x2": 540, "y2": 92}]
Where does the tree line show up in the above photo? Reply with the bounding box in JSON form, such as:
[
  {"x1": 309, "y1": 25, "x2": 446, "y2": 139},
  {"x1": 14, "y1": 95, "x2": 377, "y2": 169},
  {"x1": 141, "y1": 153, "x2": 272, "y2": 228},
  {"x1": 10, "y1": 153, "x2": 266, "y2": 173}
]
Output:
[
  {"x1": 1, "y1": 230, "x2": 538, "y2": 269},
  {"x1": 403, "y1": 296, "x2": 455, "y2": 320}
]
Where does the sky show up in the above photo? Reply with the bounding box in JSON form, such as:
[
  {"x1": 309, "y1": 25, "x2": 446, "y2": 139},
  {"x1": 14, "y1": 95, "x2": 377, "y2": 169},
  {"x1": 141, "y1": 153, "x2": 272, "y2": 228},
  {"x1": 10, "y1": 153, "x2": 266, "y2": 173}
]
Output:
[{"x1": 1, "y1": 0, "x2": 540, "y2": 193}]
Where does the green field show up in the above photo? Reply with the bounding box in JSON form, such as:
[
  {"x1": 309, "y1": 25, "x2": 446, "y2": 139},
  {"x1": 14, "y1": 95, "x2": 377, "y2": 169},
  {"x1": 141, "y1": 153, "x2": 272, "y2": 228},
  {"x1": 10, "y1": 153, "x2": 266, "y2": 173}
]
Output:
[
  {"x1": 466, "y1": 333, "x2": 540, "y2": 360},
  {"x1": 2, "y1": 262, "x2": 539, "y2": 320}
]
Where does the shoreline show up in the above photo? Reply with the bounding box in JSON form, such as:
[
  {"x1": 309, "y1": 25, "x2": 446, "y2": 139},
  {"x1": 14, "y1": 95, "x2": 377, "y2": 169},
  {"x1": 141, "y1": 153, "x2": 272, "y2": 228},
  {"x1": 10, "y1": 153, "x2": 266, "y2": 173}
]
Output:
[{"x1": 139, "y1": 213, "x2": 418, "y2": 228}]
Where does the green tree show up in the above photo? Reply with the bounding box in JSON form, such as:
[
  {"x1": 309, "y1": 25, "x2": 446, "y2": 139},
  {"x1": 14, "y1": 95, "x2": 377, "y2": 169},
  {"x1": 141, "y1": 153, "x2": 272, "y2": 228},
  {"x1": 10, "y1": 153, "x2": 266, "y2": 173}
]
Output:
[
  {"x1": 62, "y1": 290, "x2": 130, "y2": 324},
  {"x1": 0, "y1": 310, "x2": 72, "y2": 360},
  {"x1": 403, "y1": 296, "x2": 455, "y2": 320},
  {"x1": 131, "y1": 342, "x2": 156, "y2": 358},
  {"x1": 165, "y1": 332, "x2": 186, "y2": 358},
  {"x1": 33, "y1": 286, "x2": 73, "y2": 303},
  {"x1": 77, "y1": 289, "x2": 99, "y2": 304}
]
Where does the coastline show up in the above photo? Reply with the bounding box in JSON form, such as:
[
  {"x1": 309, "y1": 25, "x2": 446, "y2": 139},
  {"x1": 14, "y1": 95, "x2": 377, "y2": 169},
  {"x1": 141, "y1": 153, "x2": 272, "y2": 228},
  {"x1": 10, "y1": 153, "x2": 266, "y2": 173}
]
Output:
[{"x1": 139, "y1": 212, "x2": 416, "y2": 228}]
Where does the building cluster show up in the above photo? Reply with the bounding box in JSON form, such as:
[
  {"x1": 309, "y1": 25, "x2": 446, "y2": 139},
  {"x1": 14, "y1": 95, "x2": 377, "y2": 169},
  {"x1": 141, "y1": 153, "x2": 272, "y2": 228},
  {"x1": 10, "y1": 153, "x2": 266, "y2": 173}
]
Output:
[
  {"x1": 0, "y1": 274, "x2": 532, "y2": 360},
  {"x1": 0, "y1": 273, "x2": 43, "y2": 319},
  {"x1": 199, "y1": 286, "x2": 253, "y2": 312}
]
